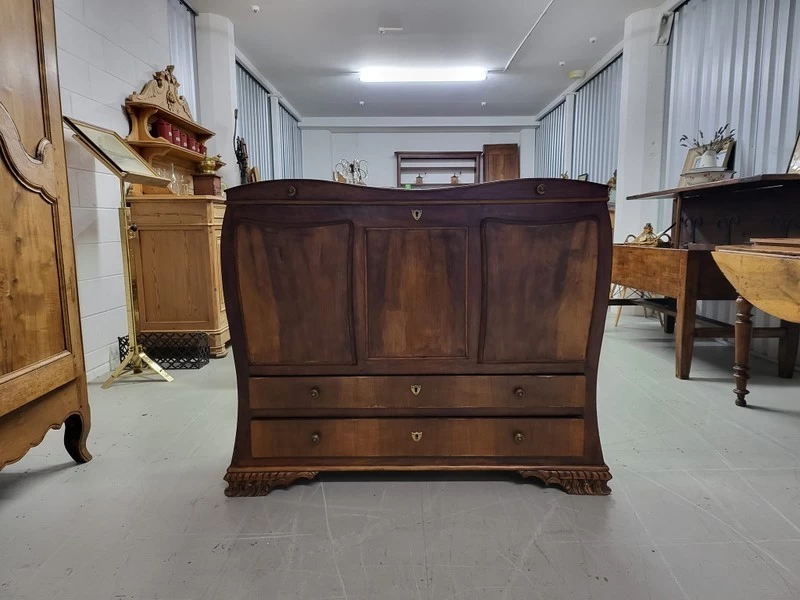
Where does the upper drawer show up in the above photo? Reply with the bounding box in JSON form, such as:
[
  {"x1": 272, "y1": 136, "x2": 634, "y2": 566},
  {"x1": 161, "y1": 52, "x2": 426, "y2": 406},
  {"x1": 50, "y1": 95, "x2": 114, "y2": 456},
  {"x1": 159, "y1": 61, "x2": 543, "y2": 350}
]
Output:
[{"x1": 249, "y1": 375, "x2": 584, "y2": 414}]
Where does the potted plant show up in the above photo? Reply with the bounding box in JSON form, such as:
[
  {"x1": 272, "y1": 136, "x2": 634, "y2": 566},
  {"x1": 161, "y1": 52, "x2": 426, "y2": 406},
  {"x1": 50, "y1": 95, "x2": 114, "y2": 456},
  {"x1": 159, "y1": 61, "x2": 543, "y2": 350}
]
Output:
[{"x1": 680, "y1": 124, "x2": 736, "y2": 168}]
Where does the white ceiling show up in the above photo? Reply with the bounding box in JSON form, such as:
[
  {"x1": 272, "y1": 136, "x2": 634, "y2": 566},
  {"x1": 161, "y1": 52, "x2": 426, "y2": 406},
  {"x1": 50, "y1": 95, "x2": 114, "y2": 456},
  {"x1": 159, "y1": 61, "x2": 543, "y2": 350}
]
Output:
[{"x1": 190, "y1": 0, "x2": 665, "y2": 118}]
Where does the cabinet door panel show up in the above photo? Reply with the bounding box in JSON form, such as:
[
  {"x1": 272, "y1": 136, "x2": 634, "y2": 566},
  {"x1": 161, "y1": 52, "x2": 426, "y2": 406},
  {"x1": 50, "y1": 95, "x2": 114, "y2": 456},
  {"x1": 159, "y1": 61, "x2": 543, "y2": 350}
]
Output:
[
  {"x1": 480, "y1": 219, "x2": 598, "y2": 363},
  {"x1": 235, "y1": 220, "x2": 355, "y2": 365},
  {"x1": 366, "y1": 228, "x2": 468, "y2": 359}
]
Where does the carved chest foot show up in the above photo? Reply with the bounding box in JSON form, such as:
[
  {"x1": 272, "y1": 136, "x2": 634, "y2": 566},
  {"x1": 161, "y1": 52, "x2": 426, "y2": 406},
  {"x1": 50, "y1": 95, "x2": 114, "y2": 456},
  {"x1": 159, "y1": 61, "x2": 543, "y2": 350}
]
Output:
[
  {"x1": 520, "y1": 468, "x2": 612, "y2": 496},
  {"x1": 224, "y1": 470, "x2": 318, "y2": 497}
]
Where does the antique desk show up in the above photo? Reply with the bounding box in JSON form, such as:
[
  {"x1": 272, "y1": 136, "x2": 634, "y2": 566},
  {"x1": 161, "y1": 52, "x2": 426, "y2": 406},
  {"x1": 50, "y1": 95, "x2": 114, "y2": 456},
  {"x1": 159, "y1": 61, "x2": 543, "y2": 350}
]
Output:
[
  {"x1": 221, "y1": 179, "x2": 613, "y2": 496},
  {"x1": 713, "y1": 239, "x2": 800, "y2": 406},
  {"x1": 611, "y1": 175, "x2": 800, "y2": 379}
]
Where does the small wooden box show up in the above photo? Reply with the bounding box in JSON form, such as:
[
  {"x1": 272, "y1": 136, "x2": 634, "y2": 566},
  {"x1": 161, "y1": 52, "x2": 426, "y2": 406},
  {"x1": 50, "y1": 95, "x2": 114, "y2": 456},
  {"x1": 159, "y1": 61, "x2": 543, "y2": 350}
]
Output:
[{"x1": 193, "y1": 174, "x2": 222, "y2": 196}]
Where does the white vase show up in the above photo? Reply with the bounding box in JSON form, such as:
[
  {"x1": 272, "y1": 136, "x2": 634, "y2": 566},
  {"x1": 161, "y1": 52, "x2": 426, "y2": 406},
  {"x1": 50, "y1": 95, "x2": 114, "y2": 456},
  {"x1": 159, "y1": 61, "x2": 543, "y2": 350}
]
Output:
[{"x1": 699, "y1": 149, "x2": 718, "y2": 168}]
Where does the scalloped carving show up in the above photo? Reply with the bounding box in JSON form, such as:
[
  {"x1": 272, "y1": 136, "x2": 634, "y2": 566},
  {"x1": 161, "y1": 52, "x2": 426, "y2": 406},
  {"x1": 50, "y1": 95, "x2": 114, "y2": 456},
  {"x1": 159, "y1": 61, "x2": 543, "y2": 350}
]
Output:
[
  {"x1": 224, "y1": 471, "x2": 318, "y2": 497},
  {"x1": 520, "y1": 468, "x2": 612, "y2": 495},
  {"x1": 0, "y1": 100, "x2": 56, "y2": 201},
  {"x1": 126, "y1": 65, "x2": 193, "y2": 122},
  {"x1": 0, "y1": 410, "x2": 90, "y2": 471}
]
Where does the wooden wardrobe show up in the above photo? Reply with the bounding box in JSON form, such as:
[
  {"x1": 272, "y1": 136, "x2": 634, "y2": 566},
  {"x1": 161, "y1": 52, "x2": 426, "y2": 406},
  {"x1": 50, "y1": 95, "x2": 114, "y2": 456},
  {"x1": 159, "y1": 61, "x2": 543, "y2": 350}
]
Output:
[{"x1": 0, "y1": 0, "x2": 91, "y2": 469}]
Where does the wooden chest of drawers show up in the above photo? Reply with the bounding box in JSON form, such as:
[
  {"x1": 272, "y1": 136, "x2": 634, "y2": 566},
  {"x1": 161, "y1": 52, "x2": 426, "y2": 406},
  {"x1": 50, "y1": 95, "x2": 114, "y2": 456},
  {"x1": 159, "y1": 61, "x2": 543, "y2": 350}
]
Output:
[{"x1": 221, "y1": 179, "x2": 612, "y2": 496}]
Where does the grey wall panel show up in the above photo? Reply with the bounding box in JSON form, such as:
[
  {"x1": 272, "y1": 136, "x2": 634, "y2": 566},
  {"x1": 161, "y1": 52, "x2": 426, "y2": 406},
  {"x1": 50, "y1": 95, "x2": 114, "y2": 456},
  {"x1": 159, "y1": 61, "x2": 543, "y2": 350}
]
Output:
[
  {"x1": 665, "y1": 0, "x2": 800, "y2": 364},
  {"x1": 573, "y1": 56, "x2": 623, "y2": 184},
  {"x1": 535, "y1": 102, "x2": 566, "y2": 178},
  {"x1": 235, "y1": 63, "x2": 273, "y2": 181}
]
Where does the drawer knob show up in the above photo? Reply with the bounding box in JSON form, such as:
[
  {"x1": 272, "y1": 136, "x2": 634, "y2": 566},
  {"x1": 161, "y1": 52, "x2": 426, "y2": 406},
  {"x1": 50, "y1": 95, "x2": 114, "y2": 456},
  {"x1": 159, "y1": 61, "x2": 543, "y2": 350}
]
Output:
[
  {"x1": 411, "y1": 431, "x2": 423, "y2": 442},
  {"x1": 513, "y1": 431, "x2": 525, "y2": 444},
  {"x1": 309, "y1": 387, "x2": 320, "y2": 398},
  {"x1": 514, "y1": 387, "x2": 525, "y2": 398},
  {"x1": 410, "y1": 385, "x2": 422, "y2": 396},
  {"x1": 310, "y1": 432, "x2": 321, "y2": 445}
]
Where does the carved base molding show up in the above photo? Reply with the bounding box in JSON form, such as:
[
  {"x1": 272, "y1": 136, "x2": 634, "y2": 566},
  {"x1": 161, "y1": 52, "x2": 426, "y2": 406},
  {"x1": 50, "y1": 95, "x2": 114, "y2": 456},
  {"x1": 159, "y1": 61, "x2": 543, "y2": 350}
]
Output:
[
  {"x1": 520, "y1": 468, "x2": 612, "y2": 496},
  {"x1": 224, "y1": 470, "x2": 318, "y2": 497}
]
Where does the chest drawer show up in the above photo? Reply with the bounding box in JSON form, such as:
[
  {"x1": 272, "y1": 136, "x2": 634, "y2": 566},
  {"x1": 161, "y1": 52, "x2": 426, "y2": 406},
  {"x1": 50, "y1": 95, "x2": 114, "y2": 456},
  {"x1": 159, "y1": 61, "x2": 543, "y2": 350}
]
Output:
[
  {"x1": 248, "y1": 375, "x2": 584, "y2": 414},
  {"x1": 251, "y1": 418, "x2": 584, "y2": 459}
]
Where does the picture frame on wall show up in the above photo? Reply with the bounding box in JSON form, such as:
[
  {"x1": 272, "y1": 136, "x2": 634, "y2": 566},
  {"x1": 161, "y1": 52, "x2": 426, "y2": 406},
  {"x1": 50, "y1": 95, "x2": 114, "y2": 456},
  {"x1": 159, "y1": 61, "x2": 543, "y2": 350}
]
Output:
[{"x1": 789, "y1": 129, "x2": 800, "y2": 174}]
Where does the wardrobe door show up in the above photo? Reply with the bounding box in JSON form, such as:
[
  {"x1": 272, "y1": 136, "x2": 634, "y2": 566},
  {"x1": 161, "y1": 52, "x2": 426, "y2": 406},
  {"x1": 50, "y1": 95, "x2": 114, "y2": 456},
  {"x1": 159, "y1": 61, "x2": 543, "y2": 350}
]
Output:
[{"x1": 0, "y1": 0, "x2": 91, "y2": 469}]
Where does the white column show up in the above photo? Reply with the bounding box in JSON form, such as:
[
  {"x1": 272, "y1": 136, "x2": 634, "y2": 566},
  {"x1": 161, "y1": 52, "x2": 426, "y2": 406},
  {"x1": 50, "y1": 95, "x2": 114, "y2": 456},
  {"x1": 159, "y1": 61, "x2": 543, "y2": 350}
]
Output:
[
  {"x1": 519, "y1": 127, "x2": 536, "y2": 178},
  {"x1": 195, "y1": 13, "x2": 238, "y2": 187},
  {"x1": 562, "y1": 93, "x2": 576, "y2": 177},
  {"x1": 614, "y1": 8, "x2": 670, "y2": 241}
]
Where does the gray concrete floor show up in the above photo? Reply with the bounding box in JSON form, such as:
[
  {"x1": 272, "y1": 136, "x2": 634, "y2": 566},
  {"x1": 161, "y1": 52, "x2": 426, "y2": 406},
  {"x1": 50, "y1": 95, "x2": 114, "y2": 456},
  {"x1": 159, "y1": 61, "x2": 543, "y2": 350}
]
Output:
[{"x1": 2, "y1": 315, "x2": 800, "y2": 600}]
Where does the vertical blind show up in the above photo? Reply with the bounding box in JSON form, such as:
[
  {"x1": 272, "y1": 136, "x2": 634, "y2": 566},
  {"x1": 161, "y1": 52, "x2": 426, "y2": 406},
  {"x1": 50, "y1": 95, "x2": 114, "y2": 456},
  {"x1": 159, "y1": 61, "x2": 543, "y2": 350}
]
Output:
[
  {"x1": 167, "y1": 0, "x2": 199, "y2": 118},
  {"x1": 535, "y1": 102, "x2": 566, "y2": 178},
  {"x1": 664, "y1": 0, "x2": 800, "y2": 361},
  {"x1": 572, "y1": 56, "x2": 623, "y2": 184},
  {"x1": 280, "y1": 104, "x2": 303, "y2": 179},
  {"x1": 235, "y1": 62, "x2": 273, "y2": 181},
  {"x1": 664, "y1": 0, "x2": 800, "y2": 186}
]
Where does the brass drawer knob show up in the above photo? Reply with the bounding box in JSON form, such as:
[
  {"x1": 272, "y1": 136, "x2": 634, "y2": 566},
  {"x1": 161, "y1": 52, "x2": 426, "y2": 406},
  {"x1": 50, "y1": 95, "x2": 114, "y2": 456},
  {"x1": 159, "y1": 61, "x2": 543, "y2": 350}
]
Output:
[
  {"x1": 411, "y1": 431, "x2": 423, "y2": 442},
  {"x1": 310, "y1": 432, "x2": 321, "y2": 445},
  {"x1": 513, "y1": 431, "x2": 525, "y2": 444},
  {"x1": 514, "y1": 387, "x2": 525, "y2": 398},
  {"x1": 309, "y1": 387, "x2": 320, "y2": 398}
]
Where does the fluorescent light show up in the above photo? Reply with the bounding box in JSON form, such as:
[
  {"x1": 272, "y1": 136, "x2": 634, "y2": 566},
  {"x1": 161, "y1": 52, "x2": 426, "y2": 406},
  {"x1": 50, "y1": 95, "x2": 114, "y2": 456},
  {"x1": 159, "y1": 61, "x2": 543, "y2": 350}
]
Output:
[{"x1": 359, "y1": 67, "x2": 487, "y2": 83}]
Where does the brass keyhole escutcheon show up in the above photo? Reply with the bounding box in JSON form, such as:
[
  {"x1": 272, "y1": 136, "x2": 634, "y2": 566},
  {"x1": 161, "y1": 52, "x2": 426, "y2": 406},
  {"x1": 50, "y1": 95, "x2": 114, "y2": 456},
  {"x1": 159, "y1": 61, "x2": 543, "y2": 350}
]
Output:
[
  {"x1": 514, "y1": 387, "x2": 525, "y2": 398},
  {"x1": 411, "y1": 431, "x2": 423, "y2": 442},
  {"x1": 536, "y1": 184, "x2": 547, "y2": 195},
  {"x1": 513, "y1": 431, "x2": 525, "y2": 444},
  {"x1": 287, "y1": 185, "x2": 297, "y2": 197},
  {"x1": 310, "y1": 432, "x2": 321, "y2": 444},
  {"x1": 411, "y1": 209, "x2": 422, "y2": 221},
  {"x1": 410, "y1": 385, "x2": 422, "y2": 396},
  {"x1": 309, "y1": 387, "x2": 320, "y2": 398}
]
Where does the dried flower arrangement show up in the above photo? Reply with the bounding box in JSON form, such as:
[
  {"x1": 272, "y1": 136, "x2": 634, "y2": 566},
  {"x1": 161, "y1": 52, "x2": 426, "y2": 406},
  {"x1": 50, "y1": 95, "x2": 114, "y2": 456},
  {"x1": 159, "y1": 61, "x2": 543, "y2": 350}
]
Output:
[{"x1": 680, "y1": 124, "x2": 736, "y2": 154}]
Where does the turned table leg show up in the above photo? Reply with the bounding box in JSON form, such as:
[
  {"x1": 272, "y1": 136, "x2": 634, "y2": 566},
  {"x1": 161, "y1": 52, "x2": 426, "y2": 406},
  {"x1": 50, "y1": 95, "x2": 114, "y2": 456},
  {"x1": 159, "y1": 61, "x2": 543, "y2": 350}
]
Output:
[{"x1": 734, "y1": 295, "x2": 753, "y2": 407}]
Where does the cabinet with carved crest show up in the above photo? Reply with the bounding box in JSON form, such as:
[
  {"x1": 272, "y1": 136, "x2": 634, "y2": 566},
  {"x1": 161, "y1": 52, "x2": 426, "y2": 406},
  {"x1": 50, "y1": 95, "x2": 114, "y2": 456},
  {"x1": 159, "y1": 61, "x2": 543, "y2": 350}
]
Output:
[
  {"x1": 0, "y1": 0, "x2": 91, "y2": 470},
  {"x1": 124, "y1": 67, "x2": 230, "y2": 357}
]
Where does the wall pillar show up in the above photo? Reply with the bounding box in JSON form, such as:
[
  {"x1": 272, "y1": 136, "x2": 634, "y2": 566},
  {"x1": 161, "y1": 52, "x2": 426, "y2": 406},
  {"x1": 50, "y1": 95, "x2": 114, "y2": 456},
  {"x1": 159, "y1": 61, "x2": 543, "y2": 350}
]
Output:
[
  {"x1": 195, "y1": 13, "x2": 238, "y2": 186},
  {"x1": 615, "y1": 8, "x2": 670, "y2": 241},
  {"x1": 520, "y1": 127, "x2": 536, "y2": 178}
]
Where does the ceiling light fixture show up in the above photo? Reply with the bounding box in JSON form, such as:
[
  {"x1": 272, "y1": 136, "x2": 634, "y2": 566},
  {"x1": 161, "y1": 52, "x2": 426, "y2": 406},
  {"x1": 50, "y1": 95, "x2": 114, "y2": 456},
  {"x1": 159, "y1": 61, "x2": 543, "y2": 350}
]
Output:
[{"x1": 359, "y1": 67, "x2": 487, "y2": 83}]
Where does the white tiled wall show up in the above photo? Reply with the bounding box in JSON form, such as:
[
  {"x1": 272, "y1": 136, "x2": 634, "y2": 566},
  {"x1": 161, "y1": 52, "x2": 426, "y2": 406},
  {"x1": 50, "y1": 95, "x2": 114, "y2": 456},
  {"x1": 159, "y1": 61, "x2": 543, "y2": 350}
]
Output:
[{"x1": 55, "y1": 0, "x2": 172, "y2": 380}]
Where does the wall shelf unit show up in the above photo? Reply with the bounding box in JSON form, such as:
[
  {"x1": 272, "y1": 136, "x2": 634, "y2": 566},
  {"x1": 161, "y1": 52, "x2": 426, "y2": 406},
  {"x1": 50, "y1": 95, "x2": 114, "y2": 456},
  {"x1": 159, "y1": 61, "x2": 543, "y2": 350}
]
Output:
[{"x1": 395, "y1": 151, "x2": 482, "y2": 188}]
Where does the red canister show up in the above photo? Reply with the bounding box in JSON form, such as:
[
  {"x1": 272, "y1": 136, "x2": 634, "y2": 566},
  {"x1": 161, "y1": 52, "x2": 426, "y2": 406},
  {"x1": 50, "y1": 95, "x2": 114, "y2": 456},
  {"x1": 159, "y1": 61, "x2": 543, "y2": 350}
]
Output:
[
  {"x1": 180, "y1": 132, "x2": 188, "y2": 148},
  {"x1": 156, "y1": 119, "x2": 172, "y2": 142},
  {"x1": 199, "y1": 144, "x2": 207, "y2": 155},
  {"x1": 189, "y1": 137, "x2": 198, "y2": 152},
  {"x1": 171, "y1": 126, "x2": 181, "y2": 146}
]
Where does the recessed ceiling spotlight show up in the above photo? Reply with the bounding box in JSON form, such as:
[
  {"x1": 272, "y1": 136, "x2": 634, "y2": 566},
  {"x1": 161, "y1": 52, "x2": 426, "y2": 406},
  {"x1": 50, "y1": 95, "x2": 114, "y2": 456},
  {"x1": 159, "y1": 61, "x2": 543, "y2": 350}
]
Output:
[
  {"x1": 250, "y1": 5, "x2": 260, "y2": 14},
  {"x1": 568, "y1": 69, "x2": 586, "y2": 79},
  {"x1": 359, "y1": 100, "x2": 365, "y2": 106},
  {"x1": 481, "y1": 101, "x2": 487, "y2": 106},
  {"x1": 589, "y1": 36, "x2": 597, "y2": 44},
  {"x1": 558, "y1": 61, "x2": 566, "y2": 67},
  {"x1": 359, "y1": 67, "x2": 487, "y2": 83}
]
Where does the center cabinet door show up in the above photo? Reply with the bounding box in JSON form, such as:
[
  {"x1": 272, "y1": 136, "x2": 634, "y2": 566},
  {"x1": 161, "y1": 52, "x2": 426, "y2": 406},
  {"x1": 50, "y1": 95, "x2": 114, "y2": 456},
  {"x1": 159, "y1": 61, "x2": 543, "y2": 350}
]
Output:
[{"x1": 232, "y1": 205, "x2": 599, "y2": 373}]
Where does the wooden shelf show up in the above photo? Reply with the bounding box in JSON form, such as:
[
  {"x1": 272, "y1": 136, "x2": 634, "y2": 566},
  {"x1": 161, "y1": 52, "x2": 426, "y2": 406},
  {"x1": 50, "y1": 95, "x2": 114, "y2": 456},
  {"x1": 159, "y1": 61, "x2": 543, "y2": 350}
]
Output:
[
  {"x1": 396, "y1": 150, "x2": 482, "y2": 188},
  {"x1": 400, "y1": 166, "x2": 477, "y2": 173},
  {"x1": 125, "y1": 100, "x2": 214, "y2": 138}
]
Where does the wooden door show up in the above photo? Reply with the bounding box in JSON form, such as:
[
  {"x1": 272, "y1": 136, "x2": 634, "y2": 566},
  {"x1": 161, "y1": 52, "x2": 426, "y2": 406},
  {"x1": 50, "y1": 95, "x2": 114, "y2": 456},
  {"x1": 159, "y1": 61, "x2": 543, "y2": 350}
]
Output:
[
  {"x1": 0, "y1": 0, "x2": 91, "y2": 469},
  {"x1": 483, "y1": 144, "x2": 520, "y2": 181}
]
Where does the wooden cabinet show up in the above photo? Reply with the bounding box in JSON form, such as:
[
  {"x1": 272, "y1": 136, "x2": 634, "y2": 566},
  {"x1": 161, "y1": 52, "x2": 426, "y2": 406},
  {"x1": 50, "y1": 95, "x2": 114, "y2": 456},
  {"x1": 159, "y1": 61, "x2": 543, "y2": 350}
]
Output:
[
  {"x1": 221, "y1": 179, "x2": 613, "y2": 496},
  {"x1": 0, "y1": 0, "x2": 91, "y2": 469},
  {"x1": 127, "y1": 195, "x2": 229, "y2": 356},
  {"x1": 483, "y1": 144, "x2": 520, "y2": 181}
]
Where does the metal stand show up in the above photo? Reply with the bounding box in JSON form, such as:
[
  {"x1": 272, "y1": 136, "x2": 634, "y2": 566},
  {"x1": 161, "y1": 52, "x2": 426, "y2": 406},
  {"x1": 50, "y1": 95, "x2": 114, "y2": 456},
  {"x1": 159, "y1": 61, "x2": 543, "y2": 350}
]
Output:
[{"x1": 102, "y1": 181, "x2": 173, "y2": 389}]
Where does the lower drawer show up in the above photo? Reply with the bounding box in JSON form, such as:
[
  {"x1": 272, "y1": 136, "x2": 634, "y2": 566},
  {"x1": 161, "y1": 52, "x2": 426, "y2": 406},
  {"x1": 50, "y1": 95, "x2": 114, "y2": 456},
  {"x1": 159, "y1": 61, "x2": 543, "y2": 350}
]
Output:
[
  {"x1": 249, "y1": 375, "x2": 584, "y2": 413},
  {"x1": 250, "y1": 418, "x2": 584, "y2": 458}
]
